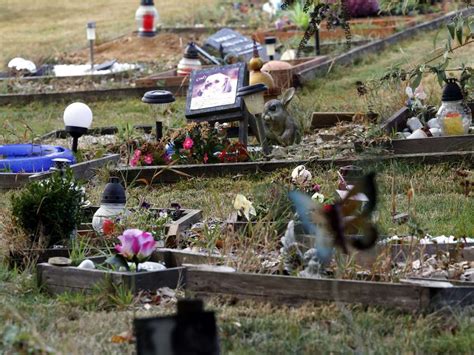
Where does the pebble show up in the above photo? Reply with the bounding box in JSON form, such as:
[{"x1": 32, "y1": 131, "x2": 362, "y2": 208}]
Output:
[
  {"x1": 77, "y1": 259, "x2": 95, "y2": 269},
  {"x1": 461, "y1": 268, "x2": 474, "y2": 282},
  {"x1": 48, "y1": 257, "x2": 72, "y2": 267},
  {"x1": 138, "y1": 262, "x2": 166, "y2": 272}
]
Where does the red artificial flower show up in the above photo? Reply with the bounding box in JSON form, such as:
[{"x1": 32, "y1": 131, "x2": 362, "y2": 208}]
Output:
[{"x1": 102, "y1": 219, "x2": 115, "y2": 235}]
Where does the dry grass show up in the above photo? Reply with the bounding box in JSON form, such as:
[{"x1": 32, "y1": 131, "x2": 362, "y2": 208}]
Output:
[{"x1": 0, "y1": 0, "x2": 220, "y2": 69}]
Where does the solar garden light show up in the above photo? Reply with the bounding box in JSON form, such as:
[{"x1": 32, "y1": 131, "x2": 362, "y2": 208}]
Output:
[
  {"x1": 50, "y1": 158, "x2": 72, "y2": 176},
  {"x1": 92, "y1": 177, "x2": 127, "y2": 234},
  {"x1": 264, "y1": 36, "x2": 277, "y2": 61},
  {"x1": 141, "y1": 90, "x2": 175, "y2": 140},
  {"x1": 237, "y1": 84, "x2": 270, "y2": 155},
  {"x1": 86, "y1": 21, "x2": 96, "y2": 73},
  {"x1": 63, "y1": 102, "x2": 93, "y2": 153},
  {"x1": 177, "y1": 42, "x2": 202, "y2": 76},
  {"x1": 136, "y1": 0, "x2": 159, "y2": 37}
]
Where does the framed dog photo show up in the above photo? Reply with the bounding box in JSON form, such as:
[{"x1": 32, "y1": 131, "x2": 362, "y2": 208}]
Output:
[{"x1": 185, "y1": 62, "x2": 247, "y2": 119}]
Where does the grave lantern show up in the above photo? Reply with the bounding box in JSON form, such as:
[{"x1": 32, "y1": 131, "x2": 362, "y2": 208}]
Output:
[
  {"x1": 436, "y1": 79, "x2": 472, "y2": 136},
  {"x1": 86, "y1": 21, "x2": 96, "y2": 72},
  {"x1": 136, "y1": 0, "x2": 159, "y2": 37},
  {"x1": 177, "y1": 42, "x2": 202, "y2": 76},
  {"x1": 63, "y1": 102, "x2": 93, "y2": 153},
  {"x1": 92, "y1": 177, "x2": 127, "y2": 234},
  {"x1": 264, "y1": 36, "x2": 277, "y2": 61},
  {"x1": 142, "y1": 90, "x2": 175, "y2": 140},
  {"x1": 237, "y1": 84, "x2": 271, "y2": 155}
]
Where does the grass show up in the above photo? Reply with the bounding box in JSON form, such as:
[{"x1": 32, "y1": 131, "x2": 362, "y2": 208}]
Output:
[
  {"x1": 1, "y1": 27, "x2": 472, "y2": 141},
  {"x1": 0, "y1": 0, "x2": 220, "y2": 69},
  {"x1": 1, "y1": 262, "x2": 473, "y2": 354},
  {"x1": 1, "y1": 7, "x2": 473, "y2": 354}
]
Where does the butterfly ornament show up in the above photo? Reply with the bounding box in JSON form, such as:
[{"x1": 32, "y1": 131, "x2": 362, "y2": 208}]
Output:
[{"x1": 288, "y1": 172, "x2": 379, "y2": 266}]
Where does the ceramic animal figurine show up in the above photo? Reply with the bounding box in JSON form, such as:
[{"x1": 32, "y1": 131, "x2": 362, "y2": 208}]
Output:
[{"x1": 262, "y1": 87, "x2": 301, "y2": 146}]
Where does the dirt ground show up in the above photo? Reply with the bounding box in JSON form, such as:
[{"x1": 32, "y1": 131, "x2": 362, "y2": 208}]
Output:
[{"x1": 62, "y1": 31, "x2": 209, "y2": 67}]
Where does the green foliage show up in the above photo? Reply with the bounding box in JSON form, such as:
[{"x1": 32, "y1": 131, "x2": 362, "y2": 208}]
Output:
[
  {"x1": 374, "y1": 8, "x2": 474, "y2": 100},
  {"x1": 285, "y1": 0, "x2": 311, "y2": 29},
  {"x1": 282, "y1": 0, "x2": 352, "y2": 56},
  {"x1": 11, "y1": 169, "x2": 86, "y2": 248},
  {"x1": 69, "y1": 237, "x2": 93, "y2": 266}
]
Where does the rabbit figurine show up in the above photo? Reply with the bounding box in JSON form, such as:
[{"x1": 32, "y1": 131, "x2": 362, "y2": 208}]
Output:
[{"x1": 262, "y1": 87, "x2": 301, "y2": 146}]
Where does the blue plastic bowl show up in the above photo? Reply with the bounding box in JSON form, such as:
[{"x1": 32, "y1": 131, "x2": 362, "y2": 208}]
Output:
[{"x1": 0, "y1": 144, "x2": 76, "y2": 173}]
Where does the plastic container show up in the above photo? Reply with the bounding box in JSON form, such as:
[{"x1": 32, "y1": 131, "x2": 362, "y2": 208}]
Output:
[
  {"x1": 436, "y1": 79, "x2": 472, "y2": 136},
  {"x1": 0, "y1": 144, "x2": 75, "y2": 173},
  {"x1": 92, "y1": 177, "x2": 128, "y2": 233}
]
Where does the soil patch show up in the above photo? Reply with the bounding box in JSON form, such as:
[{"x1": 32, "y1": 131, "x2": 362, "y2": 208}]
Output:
[{"x1": 63, "y1": 32, "x2": 209, "y2": 68}]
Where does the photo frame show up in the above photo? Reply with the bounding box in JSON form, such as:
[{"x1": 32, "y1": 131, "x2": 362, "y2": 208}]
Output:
[{"x1": 185, "y1": 62, "x2": 248, "y2": 120}]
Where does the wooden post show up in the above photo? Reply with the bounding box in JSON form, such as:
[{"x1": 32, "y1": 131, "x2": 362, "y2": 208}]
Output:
[{"x1": 239, "y1": 111, "x2": 249, "y2": 146}]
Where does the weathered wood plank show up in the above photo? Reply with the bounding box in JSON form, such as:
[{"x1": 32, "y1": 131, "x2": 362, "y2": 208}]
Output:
[
  {"x1": 311, "y1": 112, "x2": 358, "y2": 129},
  {"x1": 0, "y1": 86, "x2": 154, "y2": 106},
  {"x1": 29, "y1": 154, "x2": 120, "y2": 182},
  {"x1": 1, "y1": 154, "x2": 120, "y2": 189},
  {"x1": 166, "y1": 209, "x2": 203, "y2": 239},
  {"x1": 390, "y1": 135, "x2": 474, "y2": 154},
  {"x1": 185, "y1": 270, "x2": 428, "y2": 311},
  {"x1": 186, "y1": 270, "x2": 474, "y2": 311},
  {"x1": 37, "y1": 262, "x2": 186, "y2": 295},
  {"x1": 381, "y1": 107, "x2": 411, "y2": 133},
  {"x1": 40, "y1": 125, "x2": 152, "y2": 140},
  {"x1": 112, "y1": 151, "x2": 473, "y2": 185},
  {"x1": 154, "y1": 249, "x2": 224, "y2": 268}
]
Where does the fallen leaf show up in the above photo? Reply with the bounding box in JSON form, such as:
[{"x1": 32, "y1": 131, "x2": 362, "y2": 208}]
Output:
[{"x1": 111, "y1": 331, "x2": 134, "y2": 344}]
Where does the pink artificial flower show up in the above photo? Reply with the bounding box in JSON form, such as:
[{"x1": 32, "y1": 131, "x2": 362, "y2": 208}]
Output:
[
  {"x1": 203, "y1": 153, "x2": 208, "y2": 164},
  {"x1": 130, "y1": 157, "x2": 139, "y2": 167},
  {"x1": 143, "y1": 153, "x2": 153, "y2": 165},
  {"x1": 115, "y1": 229, "x2": 156, "y2": 263},
  {"x1": 183, "y1": 136, "x2": 194, "y2": 150},
  {"x1": 133, "y1": 149, "x2": 142, "y2": 158}
]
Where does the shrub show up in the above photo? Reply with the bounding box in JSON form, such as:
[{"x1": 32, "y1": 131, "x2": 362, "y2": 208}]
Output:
[{"x1": 11, "y1": 169, "x2": 86, "y2": 248}]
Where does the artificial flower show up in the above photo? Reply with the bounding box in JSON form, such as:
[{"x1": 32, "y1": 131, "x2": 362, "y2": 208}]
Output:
[
  {"x1": 311, "y1": 192, "x2": 325, "y2": 204},
  {"x1": 165, "y1": 142, "x2": 175, "y2": 156},
  {"x1": 291, "y1": 165, "x2": 313, "y2": 185},
  {"x1": 233, "y1": 194, "x2": 256, "y2": 221},
  {"x1": 183, "y1": 136, "x2": 194, "y2": 150},
  {"x1": 115, "y1": 229, "x2": 156, "y2": 263},
  {"x1": 130, "y1": 157, "x2": 139, "y2": 167},
  {"x1": 143, "y1": 153, "x2": 153, "y2": 165},
  {"x1": 102, "y1": 219, "x2": 115, "y2": 235},
  {"x1": 406, "y1": 84, "x2": 427, "y2": 101}
]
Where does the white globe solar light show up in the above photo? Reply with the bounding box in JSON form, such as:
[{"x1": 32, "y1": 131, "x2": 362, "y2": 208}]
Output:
[
  {"x1": 63, "y1": 102, "x2": 93, "y2": 152},
  {"x1": 237, "y1": 84, "x2": 268, "y2": 115},
  {"x1": 86, "y1": 21, "x2": 96, "y2": 41}
]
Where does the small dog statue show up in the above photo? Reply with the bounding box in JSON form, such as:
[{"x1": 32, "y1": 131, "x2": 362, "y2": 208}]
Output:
[{"x1": 262, "y1": 88, "x2": 301, "y2": 146}]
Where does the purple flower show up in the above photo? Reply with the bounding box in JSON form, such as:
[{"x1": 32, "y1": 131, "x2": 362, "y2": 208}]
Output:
[{"x1": 115, "y1": 229, "x2": 156, "y2": 263}]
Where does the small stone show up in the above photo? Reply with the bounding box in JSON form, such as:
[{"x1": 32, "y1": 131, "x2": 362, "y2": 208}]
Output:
[
  {"x1": 412, "y1": 260, "x2": 421, "y2": 270},
  {"x1": 461, "y1": 268, "x2": 474, "y2": 282},
  {"x1": 48, "y1": 257, "x2": 72, "y2": 267},
  {"x1": 138, "y1": 262, "x2": 166, "y2": 272},
  {"x1": 77, "y1": 259, "x2": 95, "y2": 269}
]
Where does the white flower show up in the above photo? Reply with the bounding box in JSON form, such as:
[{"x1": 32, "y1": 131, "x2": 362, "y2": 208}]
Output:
[
  {"x1": 406, "y1": 84, "x2": 427, "y2": 101},
  {"x1": 291, "y1": 165, "x2": 312, "y2": 185},
  {"x1": 233, "y1": 194, "x2": 256, "y2": 221},
  {"x1": 311, "y1": 192, "x2": 325, "y2": 203}
]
